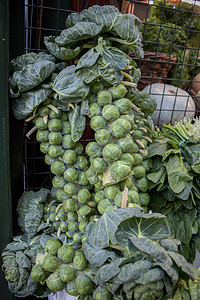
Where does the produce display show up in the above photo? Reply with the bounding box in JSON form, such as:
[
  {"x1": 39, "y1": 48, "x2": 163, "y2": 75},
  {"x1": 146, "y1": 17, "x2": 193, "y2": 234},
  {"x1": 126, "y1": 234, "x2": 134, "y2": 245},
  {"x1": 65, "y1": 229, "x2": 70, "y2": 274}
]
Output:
[{"x1": 2, "y1": 4, "x2": 200, "y2": 300}]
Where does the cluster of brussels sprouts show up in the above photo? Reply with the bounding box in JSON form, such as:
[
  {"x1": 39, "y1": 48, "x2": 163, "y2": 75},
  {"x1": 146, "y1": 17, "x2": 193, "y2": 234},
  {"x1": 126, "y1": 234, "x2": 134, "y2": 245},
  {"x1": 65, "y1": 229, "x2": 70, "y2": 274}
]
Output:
[
  {"x1": 28, "y1": 80, "x2": 155, "y2": 296},
  {"x1": 86, "y1": 81, "x2": 153, "y2": 214},
  {"x1": 34, "y1": 100, "x2": 99, "y2": 249},
  {"x1": 31, "y1": 238, "x2": 93, "y2": 296}
]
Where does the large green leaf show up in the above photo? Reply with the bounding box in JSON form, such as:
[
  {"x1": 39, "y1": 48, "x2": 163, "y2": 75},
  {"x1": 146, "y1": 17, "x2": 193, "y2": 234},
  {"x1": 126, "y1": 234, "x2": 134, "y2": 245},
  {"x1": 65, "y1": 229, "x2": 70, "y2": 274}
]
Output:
[
  {"x1": 82, "y1": 241, "x2": 116, "y2": 267},
  {"x1": 44, "y1": 36, "x2": 81, "y2": 61},
  {"x1": 76, "y1": 48, "x2": 100, "y2": 70},
  {"x1": 153, "y1": 262, "x2": 179, "y2": 285},
  {"x1": 135, "y1": 268, "x2": 165, "y2": 285},
  {"x1": 111, "y1": 260, "x2": 153, "y2": 284},
  {"x1": 147, "y1": 166, "x2": 166, "y2": 184},
  {"x1": 15, "y1": 251, "x2": 31, "y2": 269},
  {"x1": 12, "y1": 88, "x2": 52, "y2": 120},
  {"x1": 55, "y1": 22, "x2": 103, "y2": 46},
  {"x1": 52, "y1": 65, "x2": 90, "y2": 102},
  {"x1": 16, "y1": 189, "x2": 49, "y2": 238},
  {"x1": 115, "y1": 213, "x2": 170, "y2": 247},
  {"x1": 94, "y1": 258, "x2": 125, "y2": 284},
  {"x1": 129, "y1": 236, "x2": 173, "y2": 265},
  {"x1": 88, "y1": 207, "x2": 143, "y2": 249},
  {"x1": 77, "y1": 5, "x2": 120, "y2": 31},
  {"x1": 10, "y1": 60, "x2": 55, "y2": 94},
  {"x1": 169, "y1": 208, "x2": 197, "y2": 244},
  {"x1": 166, "y1": 155, "x2": 193, "y2": 194},
  {"x1": 10, "y1": 52, "x2": 38, "y2": 71},
  {"x1": 69, "y1": 105, "x2": 86, "y2": 142},
  {"x1": 168, "y1": 251, "x2": 195, "y2": 279},
  {"x1": 112, "y1": 14, "x2": 144, "y2": 58},
  {"x1": 148, "y1": 140, "x2": 169, "y2": 158}
]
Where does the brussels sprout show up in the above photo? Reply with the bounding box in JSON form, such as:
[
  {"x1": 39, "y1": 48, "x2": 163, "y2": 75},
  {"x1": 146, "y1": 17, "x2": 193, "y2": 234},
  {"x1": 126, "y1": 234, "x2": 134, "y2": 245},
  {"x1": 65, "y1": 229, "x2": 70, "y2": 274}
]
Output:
[
  {"x1": 36, "y1": 130, "x2": 49, "y2": 142},
  {"x1": 90, "y1": 80, "x2": 104, "y2": 94},
  {"x1": 95, "y1": 129, "x2": 111, "y2": 146},
  {"x1": 56, "y1": 188, "x2": 68, "y2": 202},
  {"x1": 79, "y1": 220, "x2": 89, "y2": 232},
  {"x1": 49, "y1": 212, "x2": 56, "y2": 222},
  {"x1": 73, "y1": 232, "x2": 83, "y2": 243},
  {"x1": 57, "y1": 245, "x2": 75, "y2": 263},
  {"x1": 93, "y1": 285, "x2": 113, "y2": 300},
  {"x1": 36, "y1": 253, "x2": 46, "y2": 265},
  {"x1": 62, "y1": 149, "x2": 77, "y2": 165},
  {"x1": 57, "y1": 210, "x2": 67, "y2": 221},
  {"x1": 132, "y1": 153, "x2": 143, "y2": 165},
  {"x1": 51, "y1": 160, "x2": 66, "y2": 175},
  {"x1": 87, "y1": 93, "x2": 97, "y2": 104},
  {"x1": 59, "y1": 221, "x2": 68, "y2": 232},
  {"x1": 86, "y1": 167, "x2": 100, "y2": 185},
  {"x1": 49, "y1": 108, "x2": 61, "y2": 119},
  {"x1": 108, "y1": 84, "x2": 127, "y2": 100},
  {"x1": 44, "y1": 238, "x2": 61, "y2": 255},
  {"x1": 136, "y1": 177, "x2": 149, "y2": 192},
  {"x1": 67, "y1": 211, "x2": 78, "y2": 221},
  {"x1": 42, "y1": 255, "x2": 59, "y2": 272},
  {"x1": 66, "y1": 231, "x2": 74, "y2": 238},
  {"x1": 102, "y1": 105, "x2": 120, "y2": 121},
  {"x1": 113, "y1": 98, "x2": 132, "y2": 114},
  {"x1": 75, "y1": 274, "x2": 93, "y2": 295},
  {"x1": 110, "y1": 161, "x2": 132, "y2": 182},
  {"x1": 35, "y1": 117, "x2": 48, "y2": 130},
  {"x1": 66, "y1": 280, "x2": 79, "y2": 296},
  {"x1": 64, "y1": 183, "x2": 79, "y2": 197},
  {"x1": 48, "y1": 145, "x2": 63, "y2": 159},
  {"x1": 118, "y1": 176, "x2": 134, "y2": 190},
  {"x1": 60, "y1": 111, "x2": 68, "y2": 121},
  {"x1": 104, "y1": 185, "x2": 120, "y2": 200},
  {"x1": 49, "y1": 132, "x2": 62, "y2": 145},
  {"x1": 62, "y1": 134, "x2": 76, "y2": 149},
  {"x1": 85, "y1": 142, "x2": 102, "y2": 158},
  {"x1": 133, "y1": 165, "x2": 146, "y2": 178},
  {"x1": 78, "y1": 189, "x2": 91, "y2": 204},
  {"x1": 53, "y1": 221, "x2": 60, "y2": 230},
  {"x1": 63, "y1": 198, "x2": 79, "y2": 212},
  {"x1": 117, "y1": 135, "x2": 138, "y2": 153},
  {"x1": 97, "y1": 90, "x2": 112, "y2": 106},
  {"x1": 94, "y1": 181, "x2": 104, "y2": 192},
  {"x1": 31, "y1": 264, "x2": 46, "y2": 282},
  {"x1": 111, "y1": 118, "x2": 131, "y2": 138},
  {"x1": 74, "y1": 142, "x2": 84, "y2": 155},
  {"x1": 78, "y1": 205, "x2": 92, "y2": 218},
  {"x1": 90, "y1": 116, "x2": 107, "y2": 131},
  {"x1": 132, "y1": 129, "x2": 144, "y2": 140},
  {"x1": 95, "y1": 190, "x2": 105, "y2": 203},
  {"x1": 48, "y1": 118, "x2": 62, "y2": 132},
  {"x1": 97, "y1": 199, "x2": 113, "y2": 214},
  {"x1": 40, "y1": 141, "x2": 50, "y2": 154},
  {"x1": 128, "y1": 190, "x2": 140, "y2": 204},
  {"x1": 46, "y1": 272, "x2": 65, "y2": 292},
  {"x1": 78, "y1": 171, "x2": 89, "y2": 185},
  {"x1": 89, "y1": 103, "x2": 102, "y2": 117},
  {"x1": 91, "y1": 157, "x2": 107, "y2": 174},
  {"x1": 44, "y1": 153, "x2": 55, "y2": 165},
  {"x1": 120, "y1": 114, "x2": 135, "y2": 128},
  {"x1": 64, "y1": 168, "x2": 78, "y2": 183},
  {"x1": 120, "y1": 153, "x2": 135, "y2": 166},
  {"x1": 140, "y1": 149, "x2": 149, "y2": 159},
  {"x1": 73, "y1": 251, "x2": 87, "y2": 270},
  {"x1": 139, "y1": 192, "x2": 150, "y2": 206},
  {"x1": 74, "y1": 156, "x2": 88, "y2": 170},
  {"x1": 37, "y1": 105, "x2": 50, "y2": 117},
  {"x1": 62, "y1": 121, "x2": 71, "y2": 135},
  {"x1": 60, "y1": 264, "x2": 75, "y2": 282},
  {"x1": 81, "y1": 234, "x2": 87, "y2": 244},
  {"x1": 114, "y1": 192, "x2": 130, "y2": 207},
  {"x1": 103, "y1": 143, "x2": 121, "y2": 163},
  {"x1": 68, "y1": 221, "x2": 79, "y2": 232}
]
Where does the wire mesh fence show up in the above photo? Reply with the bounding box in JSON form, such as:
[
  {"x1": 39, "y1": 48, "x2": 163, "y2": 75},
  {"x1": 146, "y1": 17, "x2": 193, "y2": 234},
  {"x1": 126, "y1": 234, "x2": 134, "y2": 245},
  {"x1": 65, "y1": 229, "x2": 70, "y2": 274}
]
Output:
[{"x1": 22, "y1": 0, "x2": 200, "y2": 192}]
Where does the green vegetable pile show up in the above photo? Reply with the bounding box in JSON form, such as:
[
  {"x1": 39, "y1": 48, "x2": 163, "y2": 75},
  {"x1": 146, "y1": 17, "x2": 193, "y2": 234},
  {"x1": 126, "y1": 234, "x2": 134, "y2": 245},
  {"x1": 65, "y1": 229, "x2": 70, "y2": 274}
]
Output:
[
  {"x1": 2, "y1": 4, "x2": 199, "y2": 299},
  {"x1": 148, "y1": 120, "x2": 200, "y2": 262}
]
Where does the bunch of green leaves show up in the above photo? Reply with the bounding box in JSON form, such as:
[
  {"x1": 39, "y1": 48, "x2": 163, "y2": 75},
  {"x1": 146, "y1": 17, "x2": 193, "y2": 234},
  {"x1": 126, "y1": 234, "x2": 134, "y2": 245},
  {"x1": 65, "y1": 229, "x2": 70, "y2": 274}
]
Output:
[
  {"x1": 83, "y1": 207, "x2": 194, "y2": 299},
  {"x1": 142, "y1": 0, "x2": 200, "y2": 88},
  {"x1": 147, "y1": 122, "x2": 200, "y2": 261}
]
